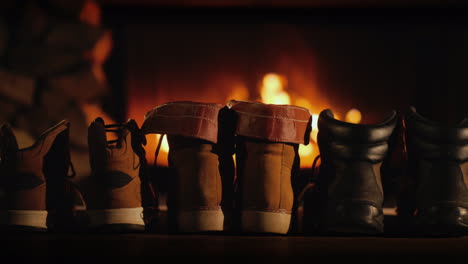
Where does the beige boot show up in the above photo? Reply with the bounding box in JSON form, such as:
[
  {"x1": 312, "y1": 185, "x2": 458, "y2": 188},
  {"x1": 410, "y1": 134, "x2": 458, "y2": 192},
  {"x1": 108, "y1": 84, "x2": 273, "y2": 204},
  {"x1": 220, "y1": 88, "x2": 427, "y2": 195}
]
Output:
[
  {"x1": 228, "y1": 100, "x2": 311, "y2": 234},
  {"x1": 143, "y1": 101, "x2": 225, "y2": 232}
]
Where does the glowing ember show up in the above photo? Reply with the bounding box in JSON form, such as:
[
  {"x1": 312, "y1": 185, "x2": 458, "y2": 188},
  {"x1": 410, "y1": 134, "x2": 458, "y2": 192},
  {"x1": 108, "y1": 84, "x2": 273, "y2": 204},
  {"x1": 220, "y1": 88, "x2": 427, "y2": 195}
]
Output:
[{"x1": 345, "y1": 108, "x2": 362, "y2": 124}]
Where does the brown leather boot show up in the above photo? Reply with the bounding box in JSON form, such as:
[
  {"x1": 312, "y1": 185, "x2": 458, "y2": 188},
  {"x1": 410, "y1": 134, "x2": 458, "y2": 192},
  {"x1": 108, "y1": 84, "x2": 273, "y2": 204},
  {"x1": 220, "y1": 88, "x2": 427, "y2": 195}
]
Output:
[
  {"x1": 143, "y1": 101, "x2": 225, "y2": 232},
  {"x1": 0, "y1": 120, "x2": 73, "y2": 231},
  {"x1": 86, "y1": 118, "x2": 147, "y2": 231},
  {"x1": 228, "y1": 100, "x2": 311, "y2": 234}
]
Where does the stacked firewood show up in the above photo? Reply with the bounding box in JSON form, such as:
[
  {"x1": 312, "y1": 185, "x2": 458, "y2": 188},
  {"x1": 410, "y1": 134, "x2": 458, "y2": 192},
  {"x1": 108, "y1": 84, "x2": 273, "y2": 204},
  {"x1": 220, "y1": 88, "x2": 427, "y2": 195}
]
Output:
[{"x1": 0, "y1": 0, "x2": 112, "y2": 183}]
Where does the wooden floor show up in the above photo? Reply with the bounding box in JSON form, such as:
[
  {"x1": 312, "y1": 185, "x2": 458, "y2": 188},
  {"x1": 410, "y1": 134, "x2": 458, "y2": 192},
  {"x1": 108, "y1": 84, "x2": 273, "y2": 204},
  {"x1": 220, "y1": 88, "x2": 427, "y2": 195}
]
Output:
[{"x1": 3, "y1": 232, "x2": 468, "y2": 260}]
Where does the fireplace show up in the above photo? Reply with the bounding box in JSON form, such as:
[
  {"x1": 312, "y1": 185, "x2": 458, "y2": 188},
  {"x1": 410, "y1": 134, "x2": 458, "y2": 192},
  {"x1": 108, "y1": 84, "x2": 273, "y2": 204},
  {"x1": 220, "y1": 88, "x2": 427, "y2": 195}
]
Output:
[{"x1": 100, "y1": 3, "x2": 468, "y2": 171}]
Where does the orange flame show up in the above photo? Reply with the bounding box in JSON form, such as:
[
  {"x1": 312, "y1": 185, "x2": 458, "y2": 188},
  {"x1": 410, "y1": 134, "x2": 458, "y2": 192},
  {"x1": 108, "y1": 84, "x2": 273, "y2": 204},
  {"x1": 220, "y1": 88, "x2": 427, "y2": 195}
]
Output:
[{"x1": 261, "y1": 73, "x2": 290, "y2": 105}]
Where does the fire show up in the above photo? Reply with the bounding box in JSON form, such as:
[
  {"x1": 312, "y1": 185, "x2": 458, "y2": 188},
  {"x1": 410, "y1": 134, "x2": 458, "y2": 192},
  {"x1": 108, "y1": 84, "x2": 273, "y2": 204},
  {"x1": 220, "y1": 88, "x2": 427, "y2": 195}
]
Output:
[
  {"x1": 155, "y1": 134, "x2": 170, "y2": 155},
  {"x1": 259, "y1": 73, "x2": 320, "y2": 167},
  {"x1": 261, "y1": 73, "x2": 290, "y2": 104},
  {"x1": 345, "y1": 108, "x2": 362, "y2": 124},
  {"x1": 129, "y1": 71, "x2": 362, "y2": 168}
]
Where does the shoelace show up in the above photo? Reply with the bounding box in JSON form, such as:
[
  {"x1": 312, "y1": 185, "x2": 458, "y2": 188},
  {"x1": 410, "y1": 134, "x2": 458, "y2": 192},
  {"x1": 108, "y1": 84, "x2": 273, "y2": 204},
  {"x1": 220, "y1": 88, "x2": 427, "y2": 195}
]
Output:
[
  {"x1": 104, "y1": 123, "x2": 127, "y2": 146},
  {"x1": 297, "y1": 155, "x2": 321, "y2": 202}
]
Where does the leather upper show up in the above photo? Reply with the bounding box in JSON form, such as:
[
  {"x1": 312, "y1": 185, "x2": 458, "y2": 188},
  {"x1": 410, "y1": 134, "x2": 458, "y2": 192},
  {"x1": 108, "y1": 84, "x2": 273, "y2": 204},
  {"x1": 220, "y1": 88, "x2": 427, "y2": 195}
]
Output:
[
  {"x1": 227, "y1": 100, "x2": 312, "y2": 145},
  {"x1": 142, "y1": 101, "x2": 223, "y2": 144},
  {"x1": 405, "y1": 107, "x2": 468, "y2": 162},
  {"x1": 318, "y1": 109, "x2": 397, "y2": 163}
]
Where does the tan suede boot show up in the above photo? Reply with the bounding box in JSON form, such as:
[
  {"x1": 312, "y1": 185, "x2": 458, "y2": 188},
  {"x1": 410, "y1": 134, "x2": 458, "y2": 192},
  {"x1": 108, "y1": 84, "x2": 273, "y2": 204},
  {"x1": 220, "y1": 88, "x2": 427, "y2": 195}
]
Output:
[
  {"x1": 0, "y1": 120, "x2": 71, "y2": 231},
  {"x1": 86, "y1": 118, "x2": 147, "y2": 231},
  {"x1": 143, "y1": 101, "x2": 225, "y2": 232},
  {"x1": 228, "y1": 100, "x2": 311, "y2": 234}
]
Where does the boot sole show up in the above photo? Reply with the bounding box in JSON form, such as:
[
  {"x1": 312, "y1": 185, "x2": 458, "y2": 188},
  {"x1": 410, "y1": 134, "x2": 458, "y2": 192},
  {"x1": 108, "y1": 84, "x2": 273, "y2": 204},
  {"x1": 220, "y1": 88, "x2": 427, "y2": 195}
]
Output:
[
  {"x1": 322, "y1": 203, "x2": 384, "y2": 235},
  {"x1": 241, "y1": 210, "x2": 291, "y2": 235},
  {"x1": 178, "y1": 209, "x2": 224, "y2": 233},
  {"x1": 416, "y1": 204, "x2": 468, "y2": 236},
  {"x1": 0, "y1": 210, "x2": 48, "y2": 231},
  {"x1": 87, "y1": 207, "x2": 145, "y2": 231}
]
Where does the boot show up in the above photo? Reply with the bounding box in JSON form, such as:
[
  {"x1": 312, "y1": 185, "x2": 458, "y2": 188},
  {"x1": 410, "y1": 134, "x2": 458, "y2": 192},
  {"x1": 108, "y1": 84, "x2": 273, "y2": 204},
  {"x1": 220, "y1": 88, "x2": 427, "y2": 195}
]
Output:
[
  {"x1": 0, "y1": 120, "x2": 76, "y2": 231},
  {"x1": 86, "y1": 118, "x2": 148, "y2": 232},
  {"x1": 304, "y1": 109, "x2": 397, "y2": 235},
  {"x1": 397, "y1": 107, "x2": 468, "y2": 236},
  {"x1": 143, "y1": 101, "x2": 225, "y2": 232},
  {"x1": 228, "y1": 100, "x2": 311, "y2": 234}
]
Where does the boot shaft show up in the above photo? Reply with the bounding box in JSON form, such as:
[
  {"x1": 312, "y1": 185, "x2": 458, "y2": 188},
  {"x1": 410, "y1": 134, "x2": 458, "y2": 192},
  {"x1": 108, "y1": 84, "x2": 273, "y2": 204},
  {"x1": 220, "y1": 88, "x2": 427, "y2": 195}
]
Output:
[
  {"x1": 87, "y1": 118, "x2": 144, "y2": 210},
  {"x1": 317, "y1": 109, "x2": 397, "y2": 206},
  {"x1": 228, "y1": 100, "x2": 311, "y2": 234},
  {"x1": 0, "y1": 121, "x2": 70, "y2": 211},
  {"x1": 404, "y1": 107, "x2": 468, "y2": 210},
  {"x1": 236, "y1": 139, "x2": 298, "y2": 213},
  {"x1": 167, "y1": 135, "x2": 222, "y2": 210},
  {"x1": 143, "y1": 101, "x2": 225, "y2": 232}
]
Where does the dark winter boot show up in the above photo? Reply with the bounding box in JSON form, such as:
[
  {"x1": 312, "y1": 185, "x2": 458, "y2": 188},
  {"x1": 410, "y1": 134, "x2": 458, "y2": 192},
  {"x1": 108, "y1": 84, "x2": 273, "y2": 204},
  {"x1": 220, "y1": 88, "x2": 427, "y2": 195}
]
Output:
[
  {"x1": 397, "y1": 107, "x2": 468, "y2": 236},
  {"x1": 304, "y1": 109, "x2": 397, "y2": 235}
]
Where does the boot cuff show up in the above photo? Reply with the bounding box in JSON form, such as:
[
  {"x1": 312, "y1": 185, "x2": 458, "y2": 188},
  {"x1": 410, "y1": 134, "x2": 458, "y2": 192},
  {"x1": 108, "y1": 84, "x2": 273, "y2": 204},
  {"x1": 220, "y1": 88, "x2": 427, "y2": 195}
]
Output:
[
  {"x1": 318, "y1": 109, "x2": 397, "y2": 143},
  {"x1": 405, "y1": 107, "x2": 468, "y2": 161},
  {"x1": 405, "y1": 106, "x2": 468, "y2": 143},
  {"x1": 142, "y1": 101, "x2": 222, "y2": 144},
  {"x1": 227, "y1": 100, "x2": 312, "y2": 145}
]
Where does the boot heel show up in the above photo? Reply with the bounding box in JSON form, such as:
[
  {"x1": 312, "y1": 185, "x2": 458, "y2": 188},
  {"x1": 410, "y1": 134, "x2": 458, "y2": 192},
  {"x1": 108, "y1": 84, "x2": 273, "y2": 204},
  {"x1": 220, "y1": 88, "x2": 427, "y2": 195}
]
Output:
[
  {"x1": 87, "y1": 207, "x2": 145, "y2": 231},
  {"x1": 325, "y1": 202, "x2": 384, "y2": 235},
  {"x1": 417, "y1": 204, "x2": 468, "y2": 236},
  {"x1": 0, "y1": 210, "x2": 48, "y2": 231},
  {"x1": 241, "y1": 210, "x2": 291, "y2": 234},
  {"x1": 178, "y1": 209, "x2": 224, "y2": 232}
]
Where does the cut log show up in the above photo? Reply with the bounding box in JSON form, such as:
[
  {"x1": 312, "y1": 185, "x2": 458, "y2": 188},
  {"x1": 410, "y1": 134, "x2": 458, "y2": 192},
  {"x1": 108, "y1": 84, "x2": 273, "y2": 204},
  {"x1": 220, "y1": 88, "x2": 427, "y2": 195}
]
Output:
[
  {"x1": 16, "y1": 1, "x2": 49, "y2": 43},
  {"x1": 46, "y1": 65, "x2": 107, "y2": 101},
  {"x1": 80, "y1": 0, "x2": 101, "y2": 26},
  {"x1": 46, "y1": 22, "x2": 104, "y2": 52},
  {"x1": 7, "y1": 43, "x2": 86, "y2": 76},
  {"x1": 85, "y1": 30, "x2": 112, "y2": 64},
  {"x1": 42, "y1": 0, "x2": 85, "y2": 20},
  {"x1": 0, "y1": 69, "x2": 36, "y2": 106},
  {"x1": 0, "y1": 98, "x2": 18, "y2": 124},
  {"x1": 14, "y1": 91, "x2": 89, "y2": 150}
]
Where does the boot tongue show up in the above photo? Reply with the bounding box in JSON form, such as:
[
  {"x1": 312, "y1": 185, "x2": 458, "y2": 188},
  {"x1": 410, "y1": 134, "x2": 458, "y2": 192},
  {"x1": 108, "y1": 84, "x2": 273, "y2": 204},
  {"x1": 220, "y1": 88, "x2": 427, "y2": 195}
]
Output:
[
  {"x1": 88, "y1": 118, "x2": 109, "y2": 171},
  {"x1": 0, "y1": 124, "x2": 19, "y2": 180},
  {"x1": 0, "y1": 124, "x2": 19, "y2": 163}
]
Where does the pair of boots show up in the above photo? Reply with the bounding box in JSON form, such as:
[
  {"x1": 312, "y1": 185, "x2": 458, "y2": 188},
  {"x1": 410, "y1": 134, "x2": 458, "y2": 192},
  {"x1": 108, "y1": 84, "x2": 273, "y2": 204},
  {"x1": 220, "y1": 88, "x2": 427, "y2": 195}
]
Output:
[
  {"x1": 0, "y1": 117, "x2": 152, "y2": 232},
  {"x1": 303, "y1": 107, "x2": 468, "y2": 236},
  {"x1": 142, "y1": 100, "x2": 312, "y2": 234}
]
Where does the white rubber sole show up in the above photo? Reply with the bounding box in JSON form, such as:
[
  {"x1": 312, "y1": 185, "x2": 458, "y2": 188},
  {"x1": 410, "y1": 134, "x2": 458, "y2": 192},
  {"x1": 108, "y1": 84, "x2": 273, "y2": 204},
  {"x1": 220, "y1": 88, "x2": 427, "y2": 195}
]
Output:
[
  {"x1": 87, "y1": 207, "x2": 144, "y2": 227},
  {"x1": 241, "y1": 210, "x2": 291, "y2": 234},
  {"x1": 0, "y1": 210, "x2": 48, "y2": 229},
  {"x1": 178, "y1": 210, "x2": 224, "y2": 232}
]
